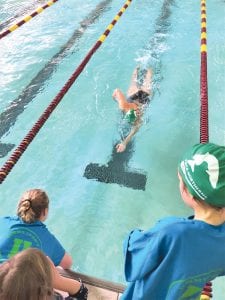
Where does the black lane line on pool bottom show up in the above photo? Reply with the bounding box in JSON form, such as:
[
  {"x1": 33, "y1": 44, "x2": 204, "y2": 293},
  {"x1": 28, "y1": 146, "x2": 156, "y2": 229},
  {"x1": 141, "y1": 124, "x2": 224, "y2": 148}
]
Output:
[
  {"x1": 0, "y1": 0, "x2": 112, "y2": 158},
  {"x1": 83, "y1": 0, "x2": 176, "y2": 191}
]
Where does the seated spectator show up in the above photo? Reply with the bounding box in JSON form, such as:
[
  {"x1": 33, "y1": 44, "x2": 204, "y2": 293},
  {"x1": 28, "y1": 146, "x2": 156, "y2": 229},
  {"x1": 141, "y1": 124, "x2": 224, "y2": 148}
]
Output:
[
  {"x1": 0, "y1": 248, "x2": 88, "y2": 300},
  {"x1": 0, "y1": 188, "x2": 72, "y2": 268},
  {"x1": 121, "y1": 143, "x2": 225, "y2": 299}
]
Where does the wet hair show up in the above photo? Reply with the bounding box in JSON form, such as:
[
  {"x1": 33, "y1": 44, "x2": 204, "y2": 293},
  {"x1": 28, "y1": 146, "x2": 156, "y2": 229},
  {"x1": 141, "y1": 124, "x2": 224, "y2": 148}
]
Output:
[
  {"x1": 0, "y1": 248, "x2": 53, "y2": 300},
  {"x1": 17, "y1": 189, "x2": 49, "y2": 223}
]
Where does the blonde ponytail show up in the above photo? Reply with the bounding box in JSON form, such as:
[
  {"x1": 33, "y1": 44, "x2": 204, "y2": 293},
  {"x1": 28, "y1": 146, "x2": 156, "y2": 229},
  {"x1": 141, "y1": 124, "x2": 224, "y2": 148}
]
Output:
[{"x1": 17, "y1": 189, "x2": 49, "y2": 223}]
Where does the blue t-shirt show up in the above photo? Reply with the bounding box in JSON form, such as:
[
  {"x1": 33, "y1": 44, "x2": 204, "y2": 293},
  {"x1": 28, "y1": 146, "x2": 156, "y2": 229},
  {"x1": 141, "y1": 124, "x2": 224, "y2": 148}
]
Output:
[
  {"x1": 122, "y1": 216, "x2": 225, "y2": 300},
  {"x1": 0, "y1": 216, "x2": 65, "y2": 266}
]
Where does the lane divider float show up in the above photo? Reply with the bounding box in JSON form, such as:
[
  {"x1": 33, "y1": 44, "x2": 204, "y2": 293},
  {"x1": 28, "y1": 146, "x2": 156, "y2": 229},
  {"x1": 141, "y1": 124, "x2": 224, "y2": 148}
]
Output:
[
  {"x1": 0, "y1": 0, "x2": 132, "y2": 183},
  {"x1": 0, "y1": 0, "x2": 58, "y2": 40},
  {"x1": 200, "y1": 1, "x2": 212, "y2": 300},
  {"x1": 200, "y1": 0, "x2": 209, "y2": 144}
]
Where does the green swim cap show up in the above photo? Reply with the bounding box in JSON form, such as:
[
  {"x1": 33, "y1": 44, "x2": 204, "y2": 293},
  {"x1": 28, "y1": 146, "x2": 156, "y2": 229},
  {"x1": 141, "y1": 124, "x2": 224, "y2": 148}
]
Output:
[
  {"x1": 125, "y1": 109, "x2": 137, "y2": 124},
  {"x1": 178, "y1": 143, "x2": 225, "y2": 207}
]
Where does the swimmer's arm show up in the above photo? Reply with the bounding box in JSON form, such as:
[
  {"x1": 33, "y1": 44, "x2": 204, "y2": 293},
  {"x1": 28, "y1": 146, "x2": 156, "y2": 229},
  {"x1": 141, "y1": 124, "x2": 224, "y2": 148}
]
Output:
[
  {"x1": 116, "y1": 119, "x2": 142, "y2": 153},
  {"x1": 113, "y1": 88, "x2": 137, "y2": 112},
  {"x1": 112, "y1": 88, "x2": 127, "y2": 103}
]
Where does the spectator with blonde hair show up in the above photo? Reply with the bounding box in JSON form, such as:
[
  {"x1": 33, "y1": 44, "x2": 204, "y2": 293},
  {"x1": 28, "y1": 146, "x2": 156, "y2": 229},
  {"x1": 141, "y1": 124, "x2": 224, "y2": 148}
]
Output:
[{"x1": 0, "y1": 189, "x2": 72, "y2": 268}]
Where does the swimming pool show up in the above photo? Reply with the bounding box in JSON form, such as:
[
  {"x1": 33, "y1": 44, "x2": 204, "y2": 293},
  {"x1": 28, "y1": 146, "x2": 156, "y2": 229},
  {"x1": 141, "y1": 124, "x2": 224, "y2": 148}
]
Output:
[{"x1": 0, "y1": 0, "x2": 225, "y2": 296}]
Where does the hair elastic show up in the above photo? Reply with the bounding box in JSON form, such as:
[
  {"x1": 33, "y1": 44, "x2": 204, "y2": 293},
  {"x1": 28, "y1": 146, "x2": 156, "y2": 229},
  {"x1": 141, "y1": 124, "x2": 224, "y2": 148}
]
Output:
[{"x1": 23, "y1": 199, "x2": 33, "y2": 212}]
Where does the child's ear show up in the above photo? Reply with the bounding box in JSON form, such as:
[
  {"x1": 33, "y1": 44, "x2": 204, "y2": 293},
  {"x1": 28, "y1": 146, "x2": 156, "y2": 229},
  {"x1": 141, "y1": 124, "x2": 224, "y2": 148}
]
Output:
[
  {"x1": 179, "y1": 176, "x2": 187, "y2": 195},
  {"x1": 43, "y1": 208, "x2": 48, "y2": 217},
  {"x1": 178, "y1": 172, "x2": 185, "y2": 190},
  {"x1": 181, "y1": 182, "x2": 190, "y2": 198},
  {"x1": 178, "y1": 172, "x2": 192, "y2": 200}
]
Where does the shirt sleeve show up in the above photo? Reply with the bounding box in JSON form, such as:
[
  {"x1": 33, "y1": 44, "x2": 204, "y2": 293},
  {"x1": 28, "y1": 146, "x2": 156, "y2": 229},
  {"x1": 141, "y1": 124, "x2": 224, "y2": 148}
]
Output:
[
  {"x1": 123, "y1": 217, "x2": 181, "y2": 282},
  {"x1": 123, "y1": 229, "x2": 162, "y2": 282},
  {"x1": 47, "y1": 233, "x2": 66, "y2": 266}
]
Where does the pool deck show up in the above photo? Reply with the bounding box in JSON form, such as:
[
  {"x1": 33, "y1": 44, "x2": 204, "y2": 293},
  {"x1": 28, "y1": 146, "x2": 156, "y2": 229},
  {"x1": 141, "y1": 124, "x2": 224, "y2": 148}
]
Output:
[{"x1": 59, "y1": 269, "x2": 125, "y2": 299}]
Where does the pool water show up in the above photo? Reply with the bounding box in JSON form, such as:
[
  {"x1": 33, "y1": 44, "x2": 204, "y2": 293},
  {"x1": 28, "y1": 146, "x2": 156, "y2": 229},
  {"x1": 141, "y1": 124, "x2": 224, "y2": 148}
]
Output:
[{"x1": 0, "y1": 0, "x2": 224, "y2": 296}]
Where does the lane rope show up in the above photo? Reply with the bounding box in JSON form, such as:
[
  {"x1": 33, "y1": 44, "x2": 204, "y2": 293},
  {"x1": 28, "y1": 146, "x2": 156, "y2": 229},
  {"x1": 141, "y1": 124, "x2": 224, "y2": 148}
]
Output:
[
  {"x1": 200, "y1": 2, "x2": 212, "y2": 299},
  {"x1": 0, "y1": 0, "x2": 132, "y2": 184},
  {"x1": 0, "y1": 0, "x2": 58, "y2": 40},
  {"x1": 200, "y1": 0, "x2": 209, "y2": 143},
  {"x1": 201, "y1": 282, "x2": 212, "y2": 300},
  {"x1": 0, "y1": 0, "x2": 112, "y2": 146},
  {"x1": 0, "y1": 0, "x2": 48, "y2": 31}
]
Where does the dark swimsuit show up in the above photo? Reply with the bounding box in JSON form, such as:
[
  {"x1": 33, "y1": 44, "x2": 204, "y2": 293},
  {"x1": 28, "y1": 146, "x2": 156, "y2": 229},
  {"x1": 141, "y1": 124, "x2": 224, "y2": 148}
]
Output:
[{"x1": 128, "y1": 90, "x2": 150, "y2": 104}]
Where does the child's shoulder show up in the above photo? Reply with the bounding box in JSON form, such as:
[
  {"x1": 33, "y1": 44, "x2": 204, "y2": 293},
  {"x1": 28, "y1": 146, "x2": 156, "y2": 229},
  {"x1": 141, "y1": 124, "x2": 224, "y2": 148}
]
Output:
[
  {"x1": 0, "y1": 215, "x2": 19, "y2": 222},
  {"x1": 154, "y1": 216, "x2": 190, "y2": 229},
  {"x1": 154, "y1": 216, "x2": 225, "y2": 239},
  {"x1": 147, "y1": 216, "x2": 198, "y2": 237}
]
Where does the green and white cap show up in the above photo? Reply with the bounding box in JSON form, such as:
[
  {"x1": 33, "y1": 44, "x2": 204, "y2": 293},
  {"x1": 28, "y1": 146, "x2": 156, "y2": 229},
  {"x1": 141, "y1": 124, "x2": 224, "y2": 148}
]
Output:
[
  {"x1": 178, "y1": 143, "x2": 225, "y2": 207},
  {"x1": 124, "y1": 109, "x2": 137, "y2": 124}
]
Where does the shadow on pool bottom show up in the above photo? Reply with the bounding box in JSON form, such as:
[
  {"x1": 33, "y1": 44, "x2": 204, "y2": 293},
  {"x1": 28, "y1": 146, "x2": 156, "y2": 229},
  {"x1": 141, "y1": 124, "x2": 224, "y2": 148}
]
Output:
[{"x1": 83, "y1": 142, "x2": 147, "y2": 191}]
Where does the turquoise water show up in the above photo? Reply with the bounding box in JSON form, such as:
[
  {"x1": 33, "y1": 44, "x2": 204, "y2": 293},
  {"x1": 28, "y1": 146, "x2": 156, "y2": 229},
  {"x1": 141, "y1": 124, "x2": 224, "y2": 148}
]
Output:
[{"x1": 0, "y1": 0, "x2": 225, "y2": 296}]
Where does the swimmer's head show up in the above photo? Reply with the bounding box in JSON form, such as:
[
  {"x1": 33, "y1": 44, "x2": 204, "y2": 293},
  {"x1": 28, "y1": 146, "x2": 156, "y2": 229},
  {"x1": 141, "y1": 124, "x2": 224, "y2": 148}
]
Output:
[{"x1": 124, "y1": 109, "x2": 137, "y2": 124}]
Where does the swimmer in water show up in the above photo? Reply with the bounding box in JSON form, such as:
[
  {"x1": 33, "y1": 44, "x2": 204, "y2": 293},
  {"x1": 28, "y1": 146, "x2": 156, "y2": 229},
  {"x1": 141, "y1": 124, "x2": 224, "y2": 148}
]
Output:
[{"x1": 112, "y1": 67, "x2": 152, "y2": 152}]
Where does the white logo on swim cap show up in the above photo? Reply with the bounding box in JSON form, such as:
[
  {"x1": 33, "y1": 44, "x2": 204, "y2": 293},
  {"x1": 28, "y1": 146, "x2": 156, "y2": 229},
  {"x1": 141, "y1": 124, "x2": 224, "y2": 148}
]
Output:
[{"x1": 187, "y1": 153, "x2": 219, "y2": 189}]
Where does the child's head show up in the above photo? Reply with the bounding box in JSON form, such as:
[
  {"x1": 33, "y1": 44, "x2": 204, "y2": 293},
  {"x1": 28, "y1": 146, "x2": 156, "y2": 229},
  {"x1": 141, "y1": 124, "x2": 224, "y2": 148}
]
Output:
[
  {"x1": 0, "y1": 248, "x2": 53, "y2": 300},
  {"x1": 178, "y1": 143, "x2": 225, "y2": 208},
  {"x1": 17, "y1": 189, "x2": 49, "y2": 223}
]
